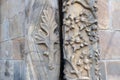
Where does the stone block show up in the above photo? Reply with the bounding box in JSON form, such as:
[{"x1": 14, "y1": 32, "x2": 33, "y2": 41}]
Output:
[
  {"x1": 7, "y1": 0, "x2": 25, "y2": 19},
  {"x1": 0, "y1": 37, "x2": 25, "y2": 60},
  {"x1": 0, "y1": 60, "x2": 26, "y2": 80},
  {"x1": 11, "y1": 37, "x2": 25, "y2": 60},
  {"x1": 0, "y1": 41, "x2": 12, "y2": 59},
  {"x1": 99, "y1": 30, "x2": 120, "y2": 60},
  {"x1": 13, "y1": 60, "x2": 26, "y2": 80},
  {"x1": 99, "y1": 61, "x2": 107, "y2": 80},
  {"x1": 0, "y1": 0, "x2": 8, "y2": 24},
  {"x1": 110, "y1": 0, "x2": 120, "y2": 30},
  {"x1": 0, "y1": 19, "x2": 10, "y2": 42},
  {"x1": 9, "y1": 12, "x2": 25, "y2": 39},
  {"x1": 106, "y1": 61, "x2": 120, "y2": 80},
  {"x1": 0, "y1": 60, "x2": 14, "y2": 80},
  {"x1": 97, "y1": 0, "x2": 109, "y2": 29}
]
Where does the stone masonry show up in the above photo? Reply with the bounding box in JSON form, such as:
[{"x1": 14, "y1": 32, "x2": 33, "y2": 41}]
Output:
[{"x1": 98, "y1": 0, "x2": 120, "y2": 80}]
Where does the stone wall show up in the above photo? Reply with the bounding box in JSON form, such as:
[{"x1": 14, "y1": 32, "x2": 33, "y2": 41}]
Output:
[{"x1": 98, "y1": 0, "x2": 120, "y2": 80}]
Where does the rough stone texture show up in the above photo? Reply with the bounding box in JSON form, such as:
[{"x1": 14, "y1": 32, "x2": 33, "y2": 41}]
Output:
[
  {"x1": 99, "y1": 30, "x2": 120, "y2": 60},
  {"x1": 110, "y1": 0, "x2": 120, "y2": 30},
  {"x1": 63, "y1": 0, "x2": 100, "y2": 80},
  {"x1": 97, "y1": 0, "x2": 109, "y2": 29},
  {"x1": 106, "y1": 61, "x2": 120, "y2": 80}
]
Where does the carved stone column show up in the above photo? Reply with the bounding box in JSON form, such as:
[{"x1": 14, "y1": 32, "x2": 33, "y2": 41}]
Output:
[
  {"x1": 25, "y1": 0, "x2": 60, "y2": 80},
  {"x1": 62, "y1": 0, "x2": 101, "y2": 80}
]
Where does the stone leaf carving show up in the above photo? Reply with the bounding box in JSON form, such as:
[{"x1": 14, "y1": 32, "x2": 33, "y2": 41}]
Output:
[
  {"x1": 34, "y1": 7, "x2": 59, "y2": 70},
  {"x1": 27, "y1": 0, "x2": 60, "y2": 80},
  {"x1": 63, "y1": 0, "x2": 101, "y2": 80}
]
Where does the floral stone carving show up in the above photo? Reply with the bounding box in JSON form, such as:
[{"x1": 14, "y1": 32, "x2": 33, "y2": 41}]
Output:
[{"x1": 62, "y1": 0, "x2": 101, "y2": 80}]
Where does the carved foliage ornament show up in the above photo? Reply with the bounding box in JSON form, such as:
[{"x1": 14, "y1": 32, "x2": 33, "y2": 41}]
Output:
[
  {"x1": 33, "y1": 6, "x2": 59, "y2": 69},
  {"x1": 63, "y1": 0, "x2": 101, "y2": 80},
  {"x1": 29, "y1": 3, "x2": 60, "y2": 80}
]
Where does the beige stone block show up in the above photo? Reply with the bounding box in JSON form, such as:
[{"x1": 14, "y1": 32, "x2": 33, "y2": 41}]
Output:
[
  {"x1": 0, "y1": 37, "x2": 25, "y2": 60},
  {"x1": 99, "y1": 30, "x2": 120, "y2": 59},
  {"x1": 106, "y1": 61, "x2": 120, "y2": 80},
  {"x1": 11, "y1": 37, "x2": 25, "y2": 60},
  {"x1": 97, "y1": 0, "x2": 109, "y2": 29}
]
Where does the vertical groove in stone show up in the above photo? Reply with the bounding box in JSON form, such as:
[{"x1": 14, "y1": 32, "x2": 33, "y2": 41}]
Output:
[{"x1": 62, "y1": 0, "x2": 101, "y2": 80}]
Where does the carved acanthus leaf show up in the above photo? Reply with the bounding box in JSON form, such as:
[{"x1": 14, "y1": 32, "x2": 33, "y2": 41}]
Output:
[{"x1": 33, "y1": 7, "x2": 59, "y2": 70}]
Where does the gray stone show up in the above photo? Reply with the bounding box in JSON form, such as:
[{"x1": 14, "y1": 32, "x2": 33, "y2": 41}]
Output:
[{"x1": 106, "y1": 61, "x2": 120, "y2": 80}]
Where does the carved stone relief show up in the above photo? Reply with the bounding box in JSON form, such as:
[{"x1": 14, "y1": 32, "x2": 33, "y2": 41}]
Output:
[
  {"x1": 0, "y1": 0, "x2": 102, "y2": 79},
  {"x1": 26, "y1": 0, "x2": 60, "y2": 80},
  {"x1": 62, "y1": 0, "x2": 101, "y2": 80}
]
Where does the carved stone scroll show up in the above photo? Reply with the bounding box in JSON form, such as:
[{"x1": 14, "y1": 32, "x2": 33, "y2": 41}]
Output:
[
  {"x1": 26, "y1": 0, "x2": 60, "y2": 80},
  {"x1": 62, "y1": 0, "x2": 101, "y2": 80}
]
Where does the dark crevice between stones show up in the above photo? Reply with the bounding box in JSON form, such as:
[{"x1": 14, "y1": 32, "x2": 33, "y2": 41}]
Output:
[{"x1": 58, "y1": 0, "x2": 65, "y2": 80}]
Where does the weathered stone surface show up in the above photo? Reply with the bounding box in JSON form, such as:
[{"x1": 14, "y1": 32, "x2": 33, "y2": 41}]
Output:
[
  {"x1": 0, "y1": 0, "x2": 8, "y2": 24},
  {"x1": 7, "y1": 0, "x2": 25, "y2": 19},
  {"x1": 99, "y1": 30, "x2": 120, "y2": 60},
  {"x1": 0, "y1": 60, "x2": 14, "y2": 80},
  {"x1": 9, "y1": 13, "x2": 25, "y2": 39},
  {"x1": 0, "y1": 60, "x2": 26, "y2": 80},
  {"x1": 0, "y1": 41, "x2": 13, "y2": 59},
  {"x1": 25, "y1": 62, "x2": 60, "y2": 80},
  {"x1": 97, "y1": 0, "x2": 109, "y2": 29},
  {"x1": 0, "y1": 37, "x2": 25, "y2": 60},
  {"x1": 0, "y1": 60, "x2": 27, "y2": 80},
  {"x1": 12, "y1": 37, "x2": 25, "y2": 60},
  {"x1": 110, "y1": 0, "x2": 120, "y2": 30},
  {"x1": 106, "y1": 61, "x2": 120, "y2": 80},
  {"x1": 100, "y1": 61, "x2": 107, "y2": 80},
  {"x1": 0, "y1": 19, "x2": 10, "y2": 42},
  {"x1": 13, "y1": 60, "x2": 26, "y2": 80}
]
